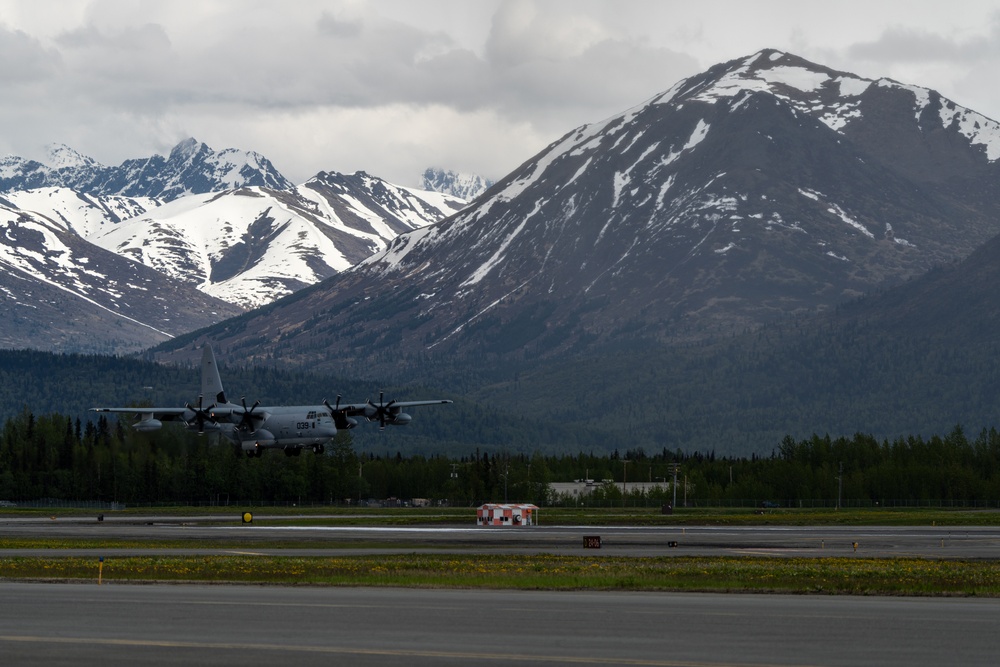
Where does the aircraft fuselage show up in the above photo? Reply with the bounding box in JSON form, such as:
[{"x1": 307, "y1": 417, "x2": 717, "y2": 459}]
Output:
[{"x1": 207, "y1": 404, "x2": 338, "y2": 456}]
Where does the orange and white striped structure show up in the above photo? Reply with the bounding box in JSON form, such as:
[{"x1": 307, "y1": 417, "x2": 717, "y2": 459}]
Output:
[{"x1": 476, "y1": 503, "x2": 538, "y2": 526}]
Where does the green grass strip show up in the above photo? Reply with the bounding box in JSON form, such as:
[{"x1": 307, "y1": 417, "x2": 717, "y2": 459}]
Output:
[{"x1": 3, "y1": 554, "x2": 999, "y2": 595}]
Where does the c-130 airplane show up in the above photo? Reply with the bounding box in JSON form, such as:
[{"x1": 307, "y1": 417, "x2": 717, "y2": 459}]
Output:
[{"x1": 92, "y1": 345, "x2": 452, "y2": 457}]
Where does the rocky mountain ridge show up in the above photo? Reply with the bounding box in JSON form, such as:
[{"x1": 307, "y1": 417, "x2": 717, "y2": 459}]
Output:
[{"x1": 0, "y1": 139, "x2": 293, "y2": 201}]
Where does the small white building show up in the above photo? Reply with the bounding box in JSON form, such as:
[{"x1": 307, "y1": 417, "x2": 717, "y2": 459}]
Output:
[{"x1": 477, "y1": 503, "x2": 538, "y2": 526}]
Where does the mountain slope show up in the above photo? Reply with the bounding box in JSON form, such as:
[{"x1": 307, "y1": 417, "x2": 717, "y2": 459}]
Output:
[
  {"x1": 4, "y1": 187, "x2": 160, "y2": 238},
  {"x1": 153, "y1": 49, "x2": 1000, "y2": 372},
  {"x1": 580, "y1": 230, "x2": 1000, "y2": 454},
  {"x1": 0, "y1": 198, "x2": 242, "y2": 354}
]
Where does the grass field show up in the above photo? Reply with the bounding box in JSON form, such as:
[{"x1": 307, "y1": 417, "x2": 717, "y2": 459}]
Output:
[{"x1": 1, "y1": 554, "x2": 999, "y2": 596}]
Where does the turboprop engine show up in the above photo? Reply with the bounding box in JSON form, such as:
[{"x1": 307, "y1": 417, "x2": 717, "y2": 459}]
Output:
[
  {"x1": 363, "y1": 393, "x2": 412, "y2": 428},
  {"x1": 133, "y1": 418, "x2": 162, "y2": 432}
]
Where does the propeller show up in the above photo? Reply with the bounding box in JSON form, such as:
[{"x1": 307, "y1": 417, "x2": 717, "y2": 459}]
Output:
[
  {"x1": 184, "y1": 395, "x2": 215, "y2": 434},
  {"x1": 366, "y1": 392, "x2": 397, "y2": 429},
  {"x1": 323, "y1": 396, "x2": 339, "y2": 422},
  {"x1": 237, "y1": 396, "x2": 262, "y2": 433},
  {"x1": 324, "y1": 395, "x2": 358, "y2": 430}
]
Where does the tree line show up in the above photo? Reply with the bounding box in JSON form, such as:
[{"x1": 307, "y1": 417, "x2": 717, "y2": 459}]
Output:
[{"x1": 1, "y1": 408, "x2": 1000, "y2": 507}]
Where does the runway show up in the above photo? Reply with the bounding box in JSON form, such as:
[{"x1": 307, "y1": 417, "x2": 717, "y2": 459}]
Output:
[{"x1": 3, "y1": 582, "x2": 1000, "y2": 667}]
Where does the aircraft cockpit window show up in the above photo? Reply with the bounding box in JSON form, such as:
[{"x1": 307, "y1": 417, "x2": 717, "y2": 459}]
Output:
[{"x1": 307, "y1": 411, "x2": 317, "y2": 419}]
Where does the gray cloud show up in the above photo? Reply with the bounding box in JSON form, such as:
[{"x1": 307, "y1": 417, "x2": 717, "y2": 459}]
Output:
[
  {"x1": 848, "y1": 26, "x2": 996, "y2": 63},
  {"x1": 1, "y1": 1, "x2": 999, "y2": 187},
  {"x1": 0, "y1": 25, "x2": 60, "y2": 84}
]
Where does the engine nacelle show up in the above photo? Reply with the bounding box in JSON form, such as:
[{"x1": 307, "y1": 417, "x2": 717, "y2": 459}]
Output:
[
  {"x1": 133, "y1": 419, "x2": 162, "y2": 432},
  {"x1": 389, "y1": 412, "x2": 412, "y2": 426}
]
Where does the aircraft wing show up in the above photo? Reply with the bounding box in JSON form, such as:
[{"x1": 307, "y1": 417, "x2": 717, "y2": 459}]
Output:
[
  {"x1": 326, "y1": 396, "x2": 452, "y2": 429},
  {"x1": 338, "y1": 399, "x2": 453, "y2": 414},
  {"x1": 90, "y1": 407, "x2": 188, "y2": 422}
]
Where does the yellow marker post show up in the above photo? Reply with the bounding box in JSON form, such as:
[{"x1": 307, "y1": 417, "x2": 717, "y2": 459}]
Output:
[{"x1": 98, "y1": 557, "x2": 104, "y2": 585}]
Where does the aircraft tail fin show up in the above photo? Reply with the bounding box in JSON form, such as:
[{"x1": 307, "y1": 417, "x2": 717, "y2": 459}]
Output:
[{"x1": 201, "y1": 344, "x2": 227, "y2": 405}]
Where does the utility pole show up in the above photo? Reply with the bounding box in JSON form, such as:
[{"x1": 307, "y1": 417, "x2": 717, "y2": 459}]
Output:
[
  {"x1": 358, "y1": 461, "x2": 365, "y2": 505},
  {"x1": 503, "y1": 458, "x2": 508, "y2": 503},
  {"x1": 621, "y1": 459, "x2": 629, "y2": 508},
  {"x1": 837, "y1": 462, "x2": 843, "y2": 511}
]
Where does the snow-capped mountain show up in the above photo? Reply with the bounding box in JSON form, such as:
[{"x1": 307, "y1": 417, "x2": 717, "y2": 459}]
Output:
[
  {"x1": 0, "y1": 139, "x2": 292, "y2": 201},
  {"x1": 0, "y1": 196, "x2": 242, "y2": 354},
  {"x1": 0, "y1": 137, "x2": 467, "y2": 350},
  {"x1": 86, "y1": 171, "x2": 465, "y2": 307},
  {"x1": 422, "y1": 168, "x2": 494, "y2": 201},
  {"x1": 155, "y1": 49, "x2": 1000, "y2": 370}
]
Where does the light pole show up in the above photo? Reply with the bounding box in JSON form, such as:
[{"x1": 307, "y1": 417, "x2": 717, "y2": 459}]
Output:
[{"x1": 670, "y1": 463, "x2": 680, "y2": 509}]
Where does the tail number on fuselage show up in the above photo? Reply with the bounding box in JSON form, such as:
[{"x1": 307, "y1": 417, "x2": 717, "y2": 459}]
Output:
[{"x1": 296, "y1": 422, "x2": 315, "y2": 430}]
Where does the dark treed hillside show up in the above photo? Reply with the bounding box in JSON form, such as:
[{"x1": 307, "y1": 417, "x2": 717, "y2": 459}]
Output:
[{"x1": 0, "y1": 349, "x2": 604, "y2": 458}]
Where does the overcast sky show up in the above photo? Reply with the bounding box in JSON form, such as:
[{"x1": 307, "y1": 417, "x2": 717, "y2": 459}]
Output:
[{"x1": 3, "y1": 0, "x2": 1000, "y2": 187}]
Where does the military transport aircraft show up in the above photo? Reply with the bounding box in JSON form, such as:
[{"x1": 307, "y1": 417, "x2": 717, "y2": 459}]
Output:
[{"x1": 91, "y1": 345, "x2": 452, "y2": 457}]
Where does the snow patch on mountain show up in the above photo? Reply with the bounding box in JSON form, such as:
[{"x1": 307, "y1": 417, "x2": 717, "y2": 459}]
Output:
[
  {"x1": 5, "y1": 187, "x2": 159, "y2": 238},
  {"x1": 938, "y1": 102, "x2": 1000, "y2": 161}
]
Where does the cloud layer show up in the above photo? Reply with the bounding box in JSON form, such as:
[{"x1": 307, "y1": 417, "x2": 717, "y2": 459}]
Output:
[{"x1": 1, "y1": 0, "x2": 999, "y2": 187}]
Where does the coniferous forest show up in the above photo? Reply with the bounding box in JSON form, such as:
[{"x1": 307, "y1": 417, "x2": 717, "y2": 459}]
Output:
[{"x1": 2, "y1": 407, "x2": 999, "y2": 508}]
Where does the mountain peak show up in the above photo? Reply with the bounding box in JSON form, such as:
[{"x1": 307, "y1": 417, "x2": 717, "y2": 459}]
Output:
[
  {"x1": 167, "y1": 137, "x2": 209, "y2": 162},
  {"x1": 669, "y1": 50, "x2": 872, "y2": 122},
  {"x1": 422, "y1": 167, "x2": 494, "y2": 201},
  {"x1": 45, "y1": 143, "x2": 100, "y2": 171}
]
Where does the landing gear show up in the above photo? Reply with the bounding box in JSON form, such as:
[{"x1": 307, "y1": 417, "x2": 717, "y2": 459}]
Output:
[{"x1": 312, "y1": 444, "x2": 326, "y2": 454}]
